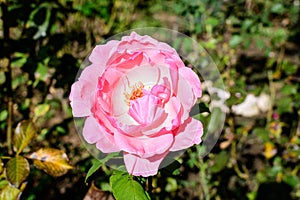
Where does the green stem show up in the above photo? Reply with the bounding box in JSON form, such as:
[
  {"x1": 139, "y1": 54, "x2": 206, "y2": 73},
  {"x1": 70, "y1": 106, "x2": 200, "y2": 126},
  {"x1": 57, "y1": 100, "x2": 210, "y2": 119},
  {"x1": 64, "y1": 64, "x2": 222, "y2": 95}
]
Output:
[{"x1": 198, "y1": 159, "x2": 210, "y2": 200}]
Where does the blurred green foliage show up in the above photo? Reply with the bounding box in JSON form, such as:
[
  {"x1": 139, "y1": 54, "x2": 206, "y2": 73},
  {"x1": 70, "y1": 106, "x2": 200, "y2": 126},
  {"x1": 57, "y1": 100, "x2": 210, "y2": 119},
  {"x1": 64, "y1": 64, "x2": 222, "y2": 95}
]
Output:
[{"x1": 1, "y1": 0, "x2": 299, "y2": 199}]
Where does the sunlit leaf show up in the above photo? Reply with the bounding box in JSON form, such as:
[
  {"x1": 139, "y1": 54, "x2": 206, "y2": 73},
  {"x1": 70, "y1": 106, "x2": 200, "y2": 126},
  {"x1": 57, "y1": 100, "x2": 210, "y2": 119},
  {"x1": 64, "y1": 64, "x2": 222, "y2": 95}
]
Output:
[
  {"x1": 165, "y1": 177, "x2": 178, "y2": 192},
  {"x1": 13, "y1": 120, "x2": 37, "y2": 154},
  {"x1": 85, "y1": 159, "x2": 102, "y2": 183},
  {"x1": 27, "y1": 148, "x2": 73, "y2": 177},
  {"x1": 229, "y1": 35, "x2": 242, "y2": 47},
  {"x1": 0, "y1": 180, "x2": 8, "y2": 190},
  {"x1": 34, "y1": 104, "x2": 50, "y2": 118},
  {"x1": 271, "y1": 3, "x2": 285, "y2": 14},
  {"x1": 5, "y1": 156, "x2": 30, "y2": 187},
  {"x1": 110, "y1": 171, "x2": 150, "y2": 200},
  {"x1": 0, "y1": 110, "x2": 8, "y2": 122},
  {"x1": 0, "y1": 185, "x2": 21, "y2": 200},
  {"x1": 85, "y1": 152, "x2": 120, "y2": 183},
  {"x1": 0, "y1": 158, "x2": 3, "y2": 174}
]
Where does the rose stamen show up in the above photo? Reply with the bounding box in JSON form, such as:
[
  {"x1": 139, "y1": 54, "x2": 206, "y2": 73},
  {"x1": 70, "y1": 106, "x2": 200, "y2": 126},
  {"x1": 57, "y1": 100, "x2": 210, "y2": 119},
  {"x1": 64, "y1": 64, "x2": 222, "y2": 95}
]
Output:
[{"x1": 124, "y1": 81, "x2": 144, "y2": 105}]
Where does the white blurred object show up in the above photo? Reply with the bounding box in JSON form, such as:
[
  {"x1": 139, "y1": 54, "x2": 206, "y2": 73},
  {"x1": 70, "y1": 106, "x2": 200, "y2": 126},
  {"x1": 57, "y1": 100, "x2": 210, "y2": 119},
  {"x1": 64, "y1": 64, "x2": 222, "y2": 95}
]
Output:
[
  {"x1": 203, "y1": 81, "x2": 230, "y2": 113},
  {"x1": 232, "y1": 93, "x2": 271, "y2": 117}
]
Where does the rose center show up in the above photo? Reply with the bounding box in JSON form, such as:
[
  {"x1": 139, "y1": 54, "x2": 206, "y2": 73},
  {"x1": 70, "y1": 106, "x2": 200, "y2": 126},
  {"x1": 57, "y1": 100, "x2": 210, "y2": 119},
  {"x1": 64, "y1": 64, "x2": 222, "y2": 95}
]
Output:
[{"x1": 124, "y1": 81, "x2": 144, "y2": 105}]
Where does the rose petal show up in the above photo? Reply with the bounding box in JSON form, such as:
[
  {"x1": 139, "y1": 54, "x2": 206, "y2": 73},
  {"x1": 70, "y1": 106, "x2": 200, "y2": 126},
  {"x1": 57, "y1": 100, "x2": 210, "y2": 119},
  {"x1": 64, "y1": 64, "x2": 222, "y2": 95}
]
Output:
[
  {"x1": 124, "y1": 151, "x2": 168, "y2": 177},
  {"x1": 163, "y1": 97, "x2": 182, "y2": 131},
  {"x1": 70, "y1": 101, "x2": 92, "y2": 117},
  {"x1": 114, "y1": 131, "x2": 173, "y2": 158},
  {"x1": 151, "y1": 83, "x2": 171, "y2": 104},
  {"x1": 120, "y1": 32, "x2": 179, "y2": 57},
  {"x1": 111, "y1": 65, "x2": 160, "y2": 117},
  {"x1": 82, "y1": 117, "x2": 103, "y2": 144},
  {"x1": 78, "y1": 63, "x2": 103, "y2": 85},
  {"x1": 176, "y1": 72, "x2": 196, "y2": 120},
  {"x1": 128, "y1": 94, "x2": 166, "y2": 125},
  {"x1": 108, "y1": 52, "x2": 144, "y2": 70},
  {"x1": 170, "y1": 117, "x2": 203, "y2": 151},
  {"x1": 69, "y1": 80, "x2": 94, "y2": 117},
  {"x1": 179, "y1": 67, "x2": 202, "y2": 98},
  {"x1": 89, "y1": 40, "x2": 120, "y2": 64},
  {"x1": 83, "y1": 116, "x2": 120, "y2": 153},
  {"x1": 165, "y1": 56, "x2": 179, "y2": 94}
]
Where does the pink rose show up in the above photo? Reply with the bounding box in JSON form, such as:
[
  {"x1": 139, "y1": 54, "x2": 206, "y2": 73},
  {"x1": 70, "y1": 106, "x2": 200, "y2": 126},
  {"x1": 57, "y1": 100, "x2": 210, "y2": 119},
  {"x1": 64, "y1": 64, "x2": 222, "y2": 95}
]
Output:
[{"x1": 70, "y1": 32, "x2": 203, "y2": 177}]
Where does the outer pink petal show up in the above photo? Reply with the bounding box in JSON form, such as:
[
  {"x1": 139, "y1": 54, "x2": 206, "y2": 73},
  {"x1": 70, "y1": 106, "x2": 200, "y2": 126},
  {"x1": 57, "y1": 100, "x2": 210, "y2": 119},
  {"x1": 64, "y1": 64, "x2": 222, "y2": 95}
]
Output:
[
  {"x1": 114, "y1": 132, "x2": 173, "y2": 158},
  {"x1": 170, "y1": 117, "x2": 203, "y2": 151},
  {"x1": 179, "y1": 67, "x2": 202, "y2": 98},
  {"x1": 83, "y1": 116, "x2": 120, "y2": 153},
  {"x1": 176, "y1": 72, "x2": 196, "y2": 121},
  {"x1": 119, "y1": 32, "x2": 179, "y2": 61},
  {"x1": 69, "y1": 80, "x2": 94, "y2": 117},
  {"x1": 82, "y1": 117, "x2": 103, "y2": 143},
  {"x1": 70, "y1": 101, "x2": 92, "y2": 117},
  {"x1": 89, "y1": 40, "x2": 120, "y2": 64},
  {"x1": 124, "y1": 151, "x2": 169, "y2": 177},
  {"x1": 78, "y1": 63, "x2": 103, "y2": 85}
]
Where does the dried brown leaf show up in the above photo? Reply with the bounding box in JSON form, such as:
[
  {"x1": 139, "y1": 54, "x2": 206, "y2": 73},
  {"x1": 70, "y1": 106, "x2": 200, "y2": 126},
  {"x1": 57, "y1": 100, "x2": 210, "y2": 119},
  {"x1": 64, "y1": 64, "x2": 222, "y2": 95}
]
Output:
[{"x1": 27, "y1": 148, "x2": 73, "y2": 177}]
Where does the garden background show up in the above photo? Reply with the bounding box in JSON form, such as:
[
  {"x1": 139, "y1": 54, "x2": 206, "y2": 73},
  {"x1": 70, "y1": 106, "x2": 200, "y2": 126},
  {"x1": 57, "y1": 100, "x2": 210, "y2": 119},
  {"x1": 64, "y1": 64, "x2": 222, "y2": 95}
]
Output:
[{"x1": 0, "y1": 0, "x2": 300, "y2": 199}]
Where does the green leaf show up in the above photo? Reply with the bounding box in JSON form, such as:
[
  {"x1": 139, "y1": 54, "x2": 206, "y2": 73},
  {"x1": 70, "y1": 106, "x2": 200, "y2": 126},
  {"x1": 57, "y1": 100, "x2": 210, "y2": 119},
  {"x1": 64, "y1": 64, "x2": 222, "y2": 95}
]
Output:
[
  {"x1": 271, "y1": 3, "x2": 285, "y2": 14},
  {"x1": 281, "y1": 84, "x2": 298, "y2": 96},
  {"x1": 85, "y1": 152, "x2": 120, "y2": 183},
  {"x1": 229, "y1": 35, "x2": 242, "y2": 47},
  {"x1": 165, "y1": 177, "x2": 178, "y2": 192},
  {"x1": 206, "y1": 17, "x2": 219, "y2": 26},
  {"x1": 277, "y1": 97, "x2": 293, "y2": 114},
  {"x1": 0, "y1": 180, "x2": 8, "y2": 190},
  {"x1": 0, "y1": 110, "x2": 8, "y2": 121},
  {"x1": 85, "y1": 159, "x2": 102, "y2": 183},
  {"x1": 34, "y1": 104, "x2": 50, "y2": 118},
  {"x1": 0, "y1": 185, "x2": 21, "y2": 200},
  {"x1": 13, "y1": 120, "x2": 37, "y2": 154},
  {"x1": 210, "y1": 151, "x2": 229, "y2": 174},
  {"x1": 0, "y1": 71, "x2": 5, "y2": 84},
  {"x1": 283, "y1": 174, "x2": 300, "y2": 187},
  {"x1": 282, "y1": 62, "x2": 297, "y2": 75},
  {"x1": 5, "y1": 156, "x2": 30, "y2": 187},
  {"x1": 241, "y1": 19, "x2": 253, "y2": 31},
  {"x1": 252, "y1": 127, "x2": 269, "y2": 142},
  {"x1": 110, "y1": 171, "x2": 150, "y2": 200}
]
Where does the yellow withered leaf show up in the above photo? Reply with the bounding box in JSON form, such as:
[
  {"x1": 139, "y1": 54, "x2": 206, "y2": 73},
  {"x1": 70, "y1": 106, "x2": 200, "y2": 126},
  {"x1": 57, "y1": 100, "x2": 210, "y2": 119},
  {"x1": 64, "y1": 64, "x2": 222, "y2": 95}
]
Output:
[
  {"x1": 0, "y1": 158, "x2": 3, "y2": 174},
  {"x1": 264, "y1": 142, "x2": 277, "y2": 159},
  {"x1": 27, "y1": 148, "x2": 73, "y2": 177}
]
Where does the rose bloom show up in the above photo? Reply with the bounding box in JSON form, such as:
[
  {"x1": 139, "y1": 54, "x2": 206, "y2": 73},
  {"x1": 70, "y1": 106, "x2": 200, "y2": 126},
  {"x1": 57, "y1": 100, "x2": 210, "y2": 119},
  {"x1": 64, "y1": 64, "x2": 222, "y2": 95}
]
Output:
[{"x1": 70, "y1": 32, "x2": 203, "y2": 177}]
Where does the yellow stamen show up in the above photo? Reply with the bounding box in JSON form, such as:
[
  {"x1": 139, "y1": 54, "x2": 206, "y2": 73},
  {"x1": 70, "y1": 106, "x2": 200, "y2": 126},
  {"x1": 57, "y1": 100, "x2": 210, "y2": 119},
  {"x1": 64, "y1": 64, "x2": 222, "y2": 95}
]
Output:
[{"x1": 124, "y1": 82, "x2": 144, "y2": 105}]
